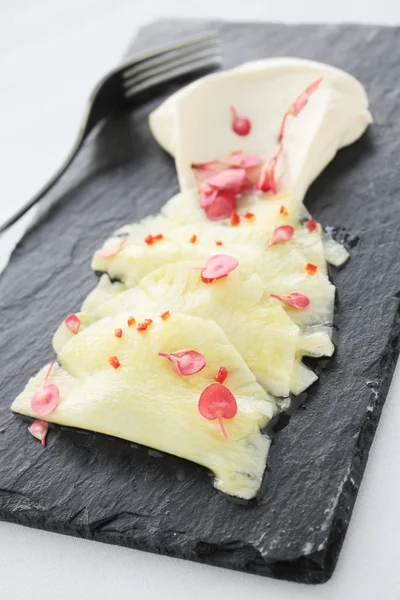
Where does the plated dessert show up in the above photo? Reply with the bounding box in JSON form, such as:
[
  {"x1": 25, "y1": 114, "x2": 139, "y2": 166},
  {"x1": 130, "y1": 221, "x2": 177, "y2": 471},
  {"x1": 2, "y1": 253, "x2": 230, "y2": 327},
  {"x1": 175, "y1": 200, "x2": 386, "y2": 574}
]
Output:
[{"x1": 11, "y1": 58, "x2": 371, "y2": 500}]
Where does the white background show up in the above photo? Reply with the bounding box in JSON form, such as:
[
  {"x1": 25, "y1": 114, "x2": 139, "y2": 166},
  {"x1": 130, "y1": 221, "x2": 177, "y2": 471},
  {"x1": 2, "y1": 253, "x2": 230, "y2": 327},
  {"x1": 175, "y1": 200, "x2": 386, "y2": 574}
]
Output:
[{"x1": 1, "y1": 1, "x2": 400, "y2": 599}]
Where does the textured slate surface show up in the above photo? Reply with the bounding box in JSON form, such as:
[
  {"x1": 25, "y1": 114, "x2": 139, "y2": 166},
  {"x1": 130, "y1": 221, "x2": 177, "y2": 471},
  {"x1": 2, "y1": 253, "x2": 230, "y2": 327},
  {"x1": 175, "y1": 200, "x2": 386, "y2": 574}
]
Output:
[{"x1": 0, "y1": 19, "x2": 399, "y2": 584}]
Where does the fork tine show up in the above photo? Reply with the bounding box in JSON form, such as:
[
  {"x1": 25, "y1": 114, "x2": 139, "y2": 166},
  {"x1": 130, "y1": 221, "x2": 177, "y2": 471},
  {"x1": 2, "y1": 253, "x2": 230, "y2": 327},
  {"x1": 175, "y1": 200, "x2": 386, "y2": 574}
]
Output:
[
  {"x1": 123, "y1": 47, "x2": 221, "y2": 92},
  {"x1": 124, "y1": 54, "x2": 222, "y2": 99},
  {"x1": 122, "y1": 38, "x2": 220, "y2": 81},
  {"x1": 119, "y1": 30, "x2": 219, "y2": 74}
]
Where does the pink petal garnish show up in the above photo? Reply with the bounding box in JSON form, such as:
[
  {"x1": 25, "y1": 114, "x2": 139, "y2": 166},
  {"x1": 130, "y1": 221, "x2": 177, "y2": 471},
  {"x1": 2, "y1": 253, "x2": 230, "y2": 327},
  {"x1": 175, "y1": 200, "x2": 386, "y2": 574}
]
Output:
[
  {"x1": 198, "y1": 383, "x2": 238, "y2": 440},
  {"x1": 206, "y1": 168, "x2": 246, "y2": 193},
  {"x1": 204, "y1": 191, "x2": 236, "y2": 221},
  {"x1": 270, "y1": 292, "x2": 310, "y2": 309},
  {"x1": 305, "y1": 77, "x2": 323, "y2": 95},
  {"x1": 279, "y1": 78, "x2": 323, "y2": 140},
  {"x1": 97, "y1": 237, "x2": 126, "y2": 258},
  {"x1": 28, "y1": 420, "x2": 48, "y2": 446},
  {"x1": 31, "y1": 384, "x2": 59, "y2": 416},
  {"x1": 224, "y1": 151, "x2": 263, "y2": 170},
  {"x1": 256, "y1": 158, "x2": 277, "y2": 193},
  {"x1": 268, "y1": 225, "x2": 295, "y2": 247},
  {"x1": 230, "y1": 106, "x2": 251, "y2": 136},
  {"x1": 306, "y1": 218, "x2": 317, "y2": 232},
  {"x1": 214, "y1": 366, "x2": 228, "y2": 385},
  {"x1": 257, "y1": 143, "x2": 283, "y2": 194},
  {"x1": 158, "y1": 350, "x2": 206, "y2": 376},
  {"x1": 293, "y1": 92, "x2": 308, "y2": 115},
  {"x1": 199, "y1": 183, "x2": 218, "y2": 208},
  {"x1": 31, "y1": 361, "x2": 60, "y2": 416},
  {"x1": 201, "y1": 254, "x2": 239, "y2": 280},
  {"x1": 191, "y1": 160, "x2": 220, "y2": 173},
  {"x1": 65, "y1": 314, "x2": 80, "y2": 335}
]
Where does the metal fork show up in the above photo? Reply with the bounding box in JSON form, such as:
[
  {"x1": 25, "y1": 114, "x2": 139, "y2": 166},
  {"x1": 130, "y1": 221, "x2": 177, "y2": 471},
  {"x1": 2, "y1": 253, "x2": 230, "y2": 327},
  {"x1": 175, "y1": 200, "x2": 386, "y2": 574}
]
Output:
[{"x1": 0, "y1": 31, "x2": 221, "y2": 233}]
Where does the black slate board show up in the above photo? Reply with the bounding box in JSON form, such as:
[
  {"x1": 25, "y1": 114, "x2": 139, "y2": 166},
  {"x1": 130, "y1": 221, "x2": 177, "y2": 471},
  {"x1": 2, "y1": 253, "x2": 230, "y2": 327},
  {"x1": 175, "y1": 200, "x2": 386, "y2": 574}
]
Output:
[{"x1": 0, "y1": 19, "x2": 399, "y2": 585}]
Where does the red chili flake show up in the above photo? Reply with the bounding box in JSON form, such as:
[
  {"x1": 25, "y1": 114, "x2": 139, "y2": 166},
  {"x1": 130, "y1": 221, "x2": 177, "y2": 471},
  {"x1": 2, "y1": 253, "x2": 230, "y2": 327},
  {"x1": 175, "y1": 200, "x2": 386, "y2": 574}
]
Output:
[
  {"x1": 189, "y1": 234, "x2": 197, "y2": 244},
  {"x1": 201, "y1": 274, "x2": 216, "y2": 284},
  {"x1": 127, "y1": 316, "x2": 136, "y2": 327},
  {"x1": 65, "y1": 314, "x2": 80, "y2": 335},
  {"x1": 28, "y1": 420, "x2": 49, "y2": 446},
  {"x1": 280, "y1": 205, "x2": 289, "y2": 216},
  {"x1": 215, "y1": 240, "x2": 223, "y2": 246},
  {"x1": 230, "y1": 212, "x2": 241, "y2": 226},
  {"x1": 230, "y1": 106, "x2": 251, "y2": 136},
  {"x1": 198, "y1": 383, "x2": 238, "y2": 440},
  {"x1": 144, "y1": 234, "x2": 154, "y2": 245},
  {"x1": 214, "y1": 366, "x2": 228, "y2": 385},
  {"x1": 137, "y1": 319, "x2": 153, "y2": 332},
  {"x1": 109, "y1": 356, "x2": 121, "y2": 369},
  {"x1": 114, "y1": 328, "x2": 123, "y2": 338},
  {"x1": 268, "y1": 225, "x2": 294, "y2": 247},
  {"x1": 200, "y1": 275, "x2": 219, "y2": 284},
  {"x1": 244, "y1": 211, "x2": 255, "y2": 220},
  {"x1": 306, "y1": 218, "x2": 317, "y2": 232},
  {"x1": 144, "y1": 233, "x2": 164, "y2": 245},
  {"x1": 160, "y1": 311, "x2": 170, "y2": 321},
  {"x1": 201, "y1": 254, "x2": 239, "y2": 282},
  {"x1": 31, "y1": 361, "x2": 59, "y2": 416},
  {"x1": 278, "y1": 78, "x2": 323, "y2": 141},
  {"x1": 158, "y1": 350, "x2": 206, "y2": 376},
  {"x1": 270, "y1": 292, "x2": 310, "y2": 309},
  {"x1": 97, "y1": 237, "x2": 127, "y2": 258},
  {"x1": 305, "y1": 263, "x2": 318, "y2": 275}
]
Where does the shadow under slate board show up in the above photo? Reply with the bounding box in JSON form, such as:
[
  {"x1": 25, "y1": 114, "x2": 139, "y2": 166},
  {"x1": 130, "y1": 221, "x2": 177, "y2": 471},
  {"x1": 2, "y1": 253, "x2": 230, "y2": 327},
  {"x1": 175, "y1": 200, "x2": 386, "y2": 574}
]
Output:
[{"x1": 0, "y1": 19, "x2": 399, "y2": 584}]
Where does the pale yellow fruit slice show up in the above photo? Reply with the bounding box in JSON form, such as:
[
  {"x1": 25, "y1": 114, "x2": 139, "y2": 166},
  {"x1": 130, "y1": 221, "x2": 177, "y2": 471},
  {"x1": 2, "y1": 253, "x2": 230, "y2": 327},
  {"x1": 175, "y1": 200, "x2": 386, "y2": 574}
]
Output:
[
  {"x1": 93, "y1": 189, "x2": 333, "y2": 279},
  {"x1": 14, "y1": 312, "x2": 277, "y2": 499},
  {"x1": 54, "y1": 262, "x2": 334, "y2": 398},
  {"x1": 55, "y1": 266, "x2": 298, "y2": 397},
  {"x1": 266, "y1": 269, "x2": 335, "y2": 328}
]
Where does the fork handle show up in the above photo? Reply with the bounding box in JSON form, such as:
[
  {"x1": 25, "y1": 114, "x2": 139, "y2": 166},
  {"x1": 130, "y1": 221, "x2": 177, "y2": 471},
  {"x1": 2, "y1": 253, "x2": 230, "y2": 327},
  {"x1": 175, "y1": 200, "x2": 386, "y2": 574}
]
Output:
[
  {"x1": 0, "y1": 72, "x2": 126, "y2": 234},
  {"x1": 0, "y1": 137, "x2": 84, "y2": 233}
]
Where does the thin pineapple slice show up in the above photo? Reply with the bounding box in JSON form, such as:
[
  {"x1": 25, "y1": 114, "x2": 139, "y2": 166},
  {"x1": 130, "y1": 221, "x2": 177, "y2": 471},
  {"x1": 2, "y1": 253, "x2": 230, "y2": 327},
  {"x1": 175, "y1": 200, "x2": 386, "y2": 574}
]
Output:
[
  {"x1": 323, "y1": 234, "x2": 350, "y2": 266},
  {"x1": 92, "y1": 189, "x2": 332, "y2": 278},
  {"x1": 82, "y1": 274, "x2": 128, "y2": 312},
  {"x1": 82, "y1": 274, "x2": 127, "y2": 312},
  {"x1": 92, "y1": 221, "x2": 331, "y2": 294},
  {"x1": 290, "y1": 361, "x2": 318, "y2": 396},
  {"x1": 266, "y1": 269, "x2": 335, "y2": 328},
  {"x1": 55, "y1": 266, "x2": 298, "y2": 396},
  {"x1": 54, "y1": 262, "x2": 333, "y2": 398},
  {"x1": 297, "y1": 330, "x2": 335, "y2": 358},
  {"x1": 14, "y1": 312, "x2": 277, "y2": 499},
  {"x1": 92, "y1": 224, "x2": 335, "y2": 335}
]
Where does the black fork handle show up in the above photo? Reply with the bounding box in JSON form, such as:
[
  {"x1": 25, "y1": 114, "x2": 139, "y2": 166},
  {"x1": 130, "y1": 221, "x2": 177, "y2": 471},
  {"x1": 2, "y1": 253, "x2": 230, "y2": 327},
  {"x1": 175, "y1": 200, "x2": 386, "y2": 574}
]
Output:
[{"x1": 0, "y1": 71, "x2": 128, "y2": 234}]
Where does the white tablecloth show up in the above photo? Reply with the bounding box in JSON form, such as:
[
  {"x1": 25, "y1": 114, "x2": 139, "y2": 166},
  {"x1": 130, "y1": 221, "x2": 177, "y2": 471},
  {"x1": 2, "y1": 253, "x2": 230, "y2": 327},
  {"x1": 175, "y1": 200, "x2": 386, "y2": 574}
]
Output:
[{"x1": 1, "y1": 2, "x2": 400, "y2": 598}]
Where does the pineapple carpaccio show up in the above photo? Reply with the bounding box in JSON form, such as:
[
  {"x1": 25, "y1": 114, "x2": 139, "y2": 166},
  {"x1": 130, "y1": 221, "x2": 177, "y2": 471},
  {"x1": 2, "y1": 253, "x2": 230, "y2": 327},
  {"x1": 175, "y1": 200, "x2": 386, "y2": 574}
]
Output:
[{"x1": 12, "y1": 58, "x2": 371, "y2": 499}]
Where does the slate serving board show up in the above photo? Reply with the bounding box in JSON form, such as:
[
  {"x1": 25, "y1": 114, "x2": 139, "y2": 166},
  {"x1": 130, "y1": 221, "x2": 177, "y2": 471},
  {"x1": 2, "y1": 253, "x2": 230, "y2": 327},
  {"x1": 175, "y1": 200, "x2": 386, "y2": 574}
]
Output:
[{"x1": 0, "y1": 19, "x2": 399, "y2": 585}]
